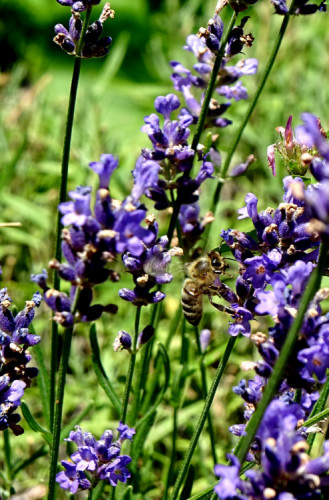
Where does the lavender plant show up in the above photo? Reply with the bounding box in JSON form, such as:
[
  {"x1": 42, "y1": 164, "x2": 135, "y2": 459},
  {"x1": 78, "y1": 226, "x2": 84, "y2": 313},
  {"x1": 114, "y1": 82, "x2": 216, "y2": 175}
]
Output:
[{"x1": 1, "y1": 0, "x2": 329, "y2": 499}]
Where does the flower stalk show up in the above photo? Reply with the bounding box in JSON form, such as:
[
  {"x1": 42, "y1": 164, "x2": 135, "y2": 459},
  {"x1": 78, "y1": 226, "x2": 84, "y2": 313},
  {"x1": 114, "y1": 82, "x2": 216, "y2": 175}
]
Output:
[
  {"x1": 120, "y1": 306, "x2": 142, "y2": 424},
  {"x1": 170, "y1": 335, "x2": 238, "y2": 500},
  {"x1": 50, "y1": 7, "x2": 92, "y2": 429}
]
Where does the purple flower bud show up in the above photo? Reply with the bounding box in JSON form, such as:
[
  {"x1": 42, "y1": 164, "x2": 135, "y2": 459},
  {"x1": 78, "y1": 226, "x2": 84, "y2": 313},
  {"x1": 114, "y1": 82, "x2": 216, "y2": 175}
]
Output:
[
  {"x1": 154, "y1": 94, "x2": 180, "y2": 120},
  {"x1": 200, "y1": 329, "x2": 211, "y2": 352},
  {"x1": 89, "y1": 154, "x2": 118, "y2": 189},
  {"x1": 113, "y1": 331, "x2": 132, "y2": 352},
  {"x1": 137, "y1": 325, "x2": 155, "y2": 348}
]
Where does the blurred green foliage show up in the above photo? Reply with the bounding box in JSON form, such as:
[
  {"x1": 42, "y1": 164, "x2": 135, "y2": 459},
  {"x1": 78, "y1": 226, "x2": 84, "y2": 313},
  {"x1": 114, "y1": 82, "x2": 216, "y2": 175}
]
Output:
[{"x1": 0, "y1": 0, "x2": 329, "y2": 498}]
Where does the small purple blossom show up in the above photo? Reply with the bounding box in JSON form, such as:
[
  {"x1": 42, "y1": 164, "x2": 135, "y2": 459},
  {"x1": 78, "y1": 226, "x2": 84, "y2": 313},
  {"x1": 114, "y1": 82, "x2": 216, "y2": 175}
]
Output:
[
  {"x1": 56, "y1": 424, "x2": 135, "y2": 493},
  {"x1": 215, "y1": 401, "x2": 329, "y2": 499},
  {"x1": 295, "y1": 112, "x2": 329, "y2": 161},
  {"x1": 229, "y1": 306, "x2": 252, "y2": 337}
]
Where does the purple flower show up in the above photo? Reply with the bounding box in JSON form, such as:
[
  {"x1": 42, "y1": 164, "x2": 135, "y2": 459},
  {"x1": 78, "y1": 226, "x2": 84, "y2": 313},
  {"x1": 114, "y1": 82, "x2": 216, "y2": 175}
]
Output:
[
  {"x1": 154, "y1": 93, "x2": 180, "y2": 119},
  {"x1": 59, "y1": 186, "x2": 92, "y2": 227},
  {"x1": 89, "y1": 154, "x2": 118, "y2": 189},
  {"x1": 215, "y1": 401, "x2": 329, "y2": 498},
  {"x1": 267, "y1": 143, "x2": 276, "y2": 176},
  {"x1": 113, "y1": 331, "x2": 132, "y2": 352},
  {"x1": 56, "y1": 424, "x2": 135, "y2": 492},
  {"x1": 54, "y1": 5, "x2": 113, "y2": 58},
  {"x1": 56, "y1": 461, "x2": 91, "y2": 493},
  {"x1": 229, "y1": 306, "x2": 252, "y2": 337},
  {"x1": 216, "y1": 81, "x2": 248, "y2": 101},
  {"x1": 295, "y1": 112, "x2": 329, "y2": 161},
  {"x1": 71, "y1": 446, "x2": 98, "y2": 471},
  {"x1": 56, "y1": 0, "x2": 101, "y2": 12},
  {"x1": 200, "y1": 329, "x2": 211, "y2": 352},
  {"x1": 230, "y1": 154, "x2": 255, "y2": 177},
  {"x1": 117, "y1": 422, "x2": 136, "y2": 441},
  {"x1": 243, "y1": 250, "x2": 281, "y2": 289},
  {"x1": 214, "y1": 455, "x2": 246, "y2": 499},
  {"x1": 131, "y1": 157, "x2": 161, "y2": 203}
]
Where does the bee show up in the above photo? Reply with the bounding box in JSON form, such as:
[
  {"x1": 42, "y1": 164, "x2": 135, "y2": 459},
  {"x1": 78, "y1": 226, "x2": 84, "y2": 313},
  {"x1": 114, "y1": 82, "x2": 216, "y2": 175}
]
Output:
[{"x1": 181, "y1": 250, "x2": 235, "y2": 326}]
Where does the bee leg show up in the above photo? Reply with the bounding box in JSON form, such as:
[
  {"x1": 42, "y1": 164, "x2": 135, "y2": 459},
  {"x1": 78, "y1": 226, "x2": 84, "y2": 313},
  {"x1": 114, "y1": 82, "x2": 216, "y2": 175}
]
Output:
[
  {"x1": 207, "y1": 293, "x2": 235, "y2": 315},
  {"x1": 209, "y1": 284, "x2": 236, "y2": 305}
]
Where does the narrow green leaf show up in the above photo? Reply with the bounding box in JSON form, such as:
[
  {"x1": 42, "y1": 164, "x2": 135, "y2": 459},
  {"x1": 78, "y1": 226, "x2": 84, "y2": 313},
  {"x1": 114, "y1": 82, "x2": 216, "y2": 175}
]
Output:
[
  {"x1": 60, "y1": 402, "x2": 94, "y2": 441},
  {"x1": 122, "y1": 485, "x2": 133, "y2": 500},
  {"x1": 31, "y1": 328, "x2": 50, "y2": 429},
  {"x1": 13, "y1": 445, "x2": 48, "y2": 477},
  {"x1": 89, "y1": 323, "x2": 121, "y2": 415},
  {"x1": 136, "y1": 343, "x2": 170, "y2": 430},
  {"x1": 188, "y1": 484, "x2": 215, "y2": 500},
  {"x1": 92, "y1": 480, "x2": 106, "y2": 500},
  {"x1": 131, "y1": 410, "x2": 157, "y2": 473},
  {"x1": 180, "y1": 465, "x2": 195, "y2": 500},
  {"x1": 307, "y1": 375, "x2": 329, "y2": 449},
  {"x1": 21, "y1": 402, "x2": 52, "y2": 446},
  {"x1": 171, "y1": 365, "x2": 185, "y2": 408},
  {"x1": 305, "y1": 407, "x2": 329, "y2": 429}
]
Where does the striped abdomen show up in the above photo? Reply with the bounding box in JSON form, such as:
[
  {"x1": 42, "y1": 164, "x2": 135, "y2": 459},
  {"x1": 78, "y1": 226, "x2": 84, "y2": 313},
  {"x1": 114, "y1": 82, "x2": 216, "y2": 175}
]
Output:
[{"x1": 181, "y1": 278, "x2": 203, "y2": 326}]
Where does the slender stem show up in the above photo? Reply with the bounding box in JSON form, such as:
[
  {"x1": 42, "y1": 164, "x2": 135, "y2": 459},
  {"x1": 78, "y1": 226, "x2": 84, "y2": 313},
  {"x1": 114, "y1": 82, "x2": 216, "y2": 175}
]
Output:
[
  {"x1": 141, "y1": 298, "x2": 162, "y2": 396},
  {"x1": 3, "y1": 429, "x2": 12, "y2": 483},
  {"x1": 164, "y1": 406, "x2": 178, "y2": 500},
  {"x1": 50, "y1": 8, "x2": 92, "y2": 430},
  {"x1": 307, "y1": 375, "x2": 329, "y2": 450},
  {"x1": 170, "y1": 335, "x2": 238, "y2": 500},
  {"x1": 194, "y1": 327, "x2": 217, "y2": 465},
  {"x1": 110, "y1": 486, "x2": 116, "y2": 500},
  {"x1": 120, "y1": 307, "x2": 142, "y2": 424},
  {"x1": 47, "y1": 326, "x2": 74, "y2": 500},
  {"x1": 141, "y1": 305, "x2": 182, "y2": 414},
  {"x1": 234, "y1": 242, "x2": 329, "y2": 465},
  {"x1": 130, "y1": 341, "x2": 147, "y2": 426}
]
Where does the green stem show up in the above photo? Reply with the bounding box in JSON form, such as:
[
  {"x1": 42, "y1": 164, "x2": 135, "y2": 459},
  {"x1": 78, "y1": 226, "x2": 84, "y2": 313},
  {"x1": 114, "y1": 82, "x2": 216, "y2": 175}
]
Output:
[
  {"x1": 140, "y1": 298, "x2": 162, "y2": 397},
  {"x1": 130, "y1": 341, "x2": 147, "y2": 426},
  {"x1": 120, "y1": 306, "x2": 142, "y2": 424},
  {"x1": 170, "y1": 335, "x2": 238, "y2": 500},
  {"x1": 234, "y1": 242, "x2": 329, "y2": 465},
  {"x1": 141, "y1": 305, "x2": 182, "y2": 414},
  {"x1": 50, "y1": 7, "x2": 92, "y2": 431},
  {"x1": 194, "y1": 327, "x2": 217, "y2": 465},
  {"x1": 4, "y1": 429, "x2": 12, "y2": 483},
  {"x1": 164, "y1": 406, "x2": 178, "y2": 500},
  {"x1": 202, "y1": 1, "x2": 295, "y2": 251},
  {"x1": 47, "y1": 326, "x2": 74, "y2": 500},
  {"x1": 307, "y1": 375, "x2": 329, "y2": 450}
]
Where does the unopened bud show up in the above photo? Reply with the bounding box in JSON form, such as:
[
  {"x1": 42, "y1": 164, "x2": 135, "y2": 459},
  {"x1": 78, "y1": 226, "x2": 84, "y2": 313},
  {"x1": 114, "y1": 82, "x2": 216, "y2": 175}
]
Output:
[
  {"x1": 113, "y1": 331, "x2": 132, "y2": 352},
  {"x1": 200, "y1": 329, "x2": 211, "y2": 352},
  {"x1": 137, "y1": 325, "x2": 155, "y2": 348}
]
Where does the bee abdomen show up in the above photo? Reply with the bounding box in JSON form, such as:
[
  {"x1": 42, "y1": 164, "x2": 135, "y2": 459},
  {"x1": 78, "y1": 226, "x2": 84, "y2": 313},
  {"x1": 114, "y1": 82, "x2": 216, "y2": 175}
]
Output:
[{"x1": 181, "y1": 279, "x2": 203, "y2": 326}]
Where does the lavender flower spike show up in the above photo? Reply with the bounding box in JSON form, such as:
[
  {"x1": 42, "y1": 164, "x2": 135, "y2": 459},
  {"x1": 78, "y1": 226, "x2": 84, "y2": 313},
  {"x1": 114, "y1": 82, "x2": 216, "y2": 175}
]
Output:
[{"x1": 57, "y1": 424, "x2": 135, "y2": 493}]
